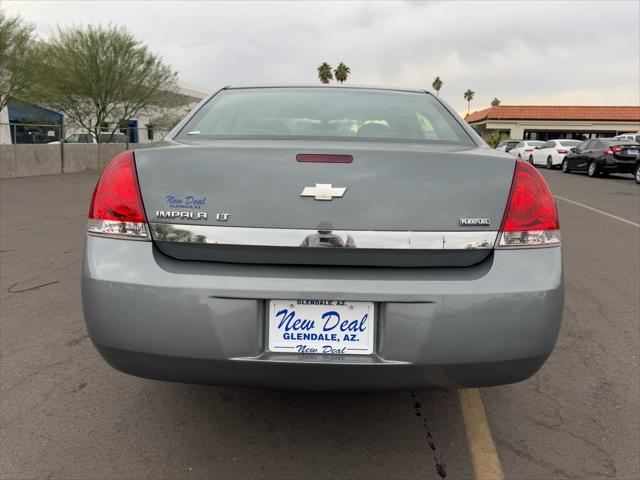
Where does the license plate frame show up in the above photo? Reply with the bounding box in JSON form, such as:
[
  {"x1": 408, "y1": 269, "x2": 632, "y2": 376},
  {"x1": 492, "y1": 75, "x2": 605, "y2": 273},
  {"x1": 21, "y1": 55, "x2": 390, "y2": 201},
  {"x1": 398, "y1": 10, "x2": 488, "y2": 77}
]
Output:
[{"x1": 267, "y1": 300, "x2": 375, "y2": 355}]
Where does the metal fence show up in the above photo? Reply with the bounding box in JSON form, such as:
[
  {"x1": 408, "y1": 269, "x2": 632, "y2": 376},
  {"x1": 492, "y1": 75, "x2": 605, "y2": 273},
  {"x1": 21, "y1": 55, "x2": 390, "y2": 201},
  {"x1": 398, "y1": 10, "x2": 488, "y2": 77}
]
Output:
[
  {"x1": 0, "y1": 123, "x2": 171, "y2": 177},
  {"x1": 0, "y1": 122, "x2": 170, "y2": 148}
]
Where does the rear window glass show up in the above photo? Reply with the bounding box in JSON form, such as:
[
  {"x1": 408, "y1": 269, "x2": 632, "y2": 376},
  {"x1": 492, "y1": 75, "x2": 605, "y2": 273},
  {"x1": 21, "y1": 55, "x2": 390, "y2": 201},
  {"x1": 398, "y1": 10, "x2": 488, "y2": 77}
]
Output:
[{"x1": 177, "y1": 88, "x2": 474, "y2": 145}]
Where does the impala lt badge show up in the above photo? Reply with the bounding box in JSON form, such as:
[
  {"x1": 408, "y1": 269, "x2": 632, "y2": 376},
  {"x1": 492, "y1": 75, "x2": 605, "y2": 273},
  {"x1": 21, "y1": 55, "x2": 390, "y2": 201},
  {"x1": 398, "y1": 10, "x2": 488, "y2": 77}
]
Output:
[
  {"x1": 156, "y1": 211, "x2": 208, "y2": 220},
  {"x1": 300, "y1": 183, "x2": 347, "y2": 201}
]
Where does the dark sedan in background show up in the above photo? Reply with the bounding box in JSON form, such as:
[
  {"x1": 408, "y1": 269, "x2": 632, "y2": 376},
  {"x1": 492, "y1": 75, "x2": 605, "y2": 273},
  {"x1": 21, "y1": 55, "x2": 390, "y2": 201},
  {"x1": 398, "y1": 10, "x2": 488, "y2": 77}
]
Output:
[{"x1": 562, "y1": 138, "x2": 639, "y2": 179}]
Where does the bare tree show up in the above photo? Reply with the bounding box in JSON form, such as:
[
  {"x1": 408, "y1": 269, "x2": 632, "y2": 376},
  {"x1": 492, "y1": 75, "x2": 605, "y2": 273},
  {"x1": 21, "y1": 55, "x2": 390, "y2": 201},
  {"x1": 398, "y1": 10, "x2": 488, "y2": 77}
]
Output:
[{"x1": 27, "y1": 24, "x2": 184, "y2": 142}]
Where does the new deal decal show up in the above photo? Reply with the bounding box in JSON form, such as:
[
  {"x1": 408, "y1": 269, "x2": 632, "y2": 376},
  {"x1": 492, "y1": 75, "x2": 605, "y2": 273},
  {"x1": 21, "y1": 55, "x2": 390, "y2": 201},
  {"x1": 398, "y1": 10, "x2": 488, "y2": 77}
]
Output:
[
  {"x1": 165, "y1": 195, "x2": 206, "y2": 209},
  {"x1": 268, "y1": 300, "x2": 374, "y2": 355},
  {"x1": 156, "y1": 194, "x2": 208, "y2": 220}
]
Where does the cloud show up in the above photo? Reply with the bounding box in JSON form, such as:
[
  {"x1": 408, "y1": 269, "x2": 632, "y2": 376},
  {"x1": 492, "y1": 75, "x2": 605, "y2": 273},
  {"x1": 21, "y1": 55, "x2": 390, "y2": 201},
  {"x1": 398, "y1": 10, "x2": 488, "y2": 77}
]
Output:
[{"x1": 4, "y1": 0, "x2": 639, "y2": 112}]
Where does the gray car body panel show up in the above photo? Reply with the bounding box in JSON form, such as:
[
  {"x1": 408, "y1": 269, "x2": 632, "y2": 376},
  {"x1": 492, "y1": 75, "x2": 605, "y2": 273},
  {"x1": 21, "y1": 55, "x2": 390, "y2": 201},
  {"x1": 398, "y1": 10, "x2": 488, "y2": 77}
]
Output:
[
  {"x1": 135, "y1": 141, "x2": 514, "y2": 232},
  {"x1": 82, "y1": 235, "x2": 563, "y2": 390}
]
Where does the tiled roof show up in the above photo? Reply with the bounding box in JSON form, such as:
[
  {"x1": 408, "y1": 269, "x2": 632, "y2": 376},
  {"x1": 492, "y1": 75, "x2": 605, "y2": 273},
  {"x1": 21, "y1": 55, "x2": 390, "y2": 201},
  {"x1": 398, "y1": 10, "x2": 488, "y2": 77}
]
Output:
[{"x1": 465, "y1": 105, "x2": 640, "y2": 123}]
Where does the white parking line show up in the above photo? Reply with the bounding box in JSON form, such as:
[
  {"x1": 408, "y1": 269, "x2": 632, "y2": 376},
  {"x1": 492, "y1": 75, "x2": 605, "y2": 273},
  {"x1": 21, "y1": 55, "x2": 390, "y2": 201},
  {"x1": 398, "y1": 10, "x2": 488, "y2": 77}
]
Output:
[{"x1": 555, "y1": 195, "x2": 640, "y2": 228}]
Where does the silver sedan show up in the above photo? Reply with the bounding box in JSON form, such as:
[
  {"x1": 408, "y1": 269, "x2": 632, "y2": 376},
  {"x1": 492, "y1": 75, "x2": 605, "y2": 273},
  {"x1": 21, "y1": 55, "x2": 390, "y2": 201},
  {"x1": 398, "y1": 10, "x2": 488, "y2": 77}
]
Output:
[{"x1": 82, "y1": 86, "x2": 563, "y2": 390}]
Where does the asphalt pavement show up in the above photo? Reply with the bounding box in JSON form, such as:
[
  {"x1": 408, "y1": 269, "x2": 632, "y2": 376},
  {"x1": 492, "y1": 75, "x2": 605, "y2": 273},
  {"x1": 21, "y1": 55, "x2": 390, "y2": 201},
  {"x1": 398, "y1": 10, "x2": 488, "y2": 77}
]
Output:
[{"x1": 0, "y1": 167, "x2": 638, "y2": 480}]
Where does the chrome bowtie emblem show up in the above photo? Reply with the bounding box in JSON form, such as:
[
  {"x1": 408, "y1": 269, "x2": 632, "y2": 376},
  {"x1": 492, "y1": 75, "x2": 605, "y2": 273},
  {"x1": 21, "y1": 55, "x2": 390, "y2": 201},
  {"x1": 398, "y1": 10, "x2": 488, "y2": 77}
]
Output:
[{"x1": 300, "y1": 183, "x2": 347, "y2": 201}]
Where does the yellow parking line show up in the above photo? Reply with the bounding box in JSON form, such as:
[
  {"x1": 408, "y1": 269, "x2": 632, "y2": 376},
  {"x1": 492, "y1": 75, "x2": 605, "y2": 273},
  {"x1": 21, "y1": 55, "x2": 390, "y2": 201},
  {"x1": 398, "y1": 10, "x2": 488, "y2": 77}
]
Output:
[
  {"x1": 555, "y1": 195, "x2": 640, "y2": 228},
  {"x1": 458, "y1": 388, "x2": 505, "y2": 480}
]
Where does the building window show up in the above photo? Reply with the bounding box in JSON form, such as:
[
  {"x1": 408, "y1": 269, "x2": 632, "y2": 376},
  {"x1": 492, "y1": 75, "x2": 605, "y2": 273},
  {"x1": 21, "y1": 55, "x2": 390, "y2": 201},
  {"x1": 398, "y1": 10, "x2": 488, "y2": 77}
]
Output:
[{"x1": 147, "y1": 124, "x2": 155, "y2": 141}]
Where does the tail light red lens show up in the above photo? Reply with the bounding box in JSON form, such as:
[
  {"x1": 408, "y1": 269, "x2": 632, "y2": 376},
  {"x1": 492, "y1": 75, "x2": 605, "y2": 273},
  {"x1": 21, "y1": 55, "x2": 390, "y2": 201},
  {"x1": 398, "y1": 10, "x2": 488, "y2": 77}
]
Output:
[
  {"x1": 497, "y1": 160, "x2": 560, "y2": 248},
  {"x1": 524, "y1": 148, "x2": 534, "y2": 152},
  {"x1": 87, "y1": 151, "x2": 148, "y2": 239},
  {"x1": 612, "y1": 146, "x2": 623, "y2": 153},
  {"x1": 557, "y1": 149, "x2": 568, "y2": 154},
  {"x1": 603, "y1": 149, "x2": 614, "y2": 156}
]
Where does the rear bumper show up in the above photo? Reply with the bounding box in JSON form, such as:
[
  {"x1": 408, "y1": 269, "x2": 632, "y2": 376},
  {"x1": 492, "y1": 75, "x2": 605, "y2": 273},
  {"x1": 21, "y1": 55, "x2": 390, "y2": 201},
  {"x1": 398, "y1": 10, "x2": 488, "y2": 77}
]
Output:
[
  {"x1": 96, "y1": 344, "x2": 549, "y2": 391},
  {"x1": 82, "y1": 235, "x2": 564, "y2": 390},
  {"x1": 600, "y1": 158, "x2": 637, "y2": 173}
]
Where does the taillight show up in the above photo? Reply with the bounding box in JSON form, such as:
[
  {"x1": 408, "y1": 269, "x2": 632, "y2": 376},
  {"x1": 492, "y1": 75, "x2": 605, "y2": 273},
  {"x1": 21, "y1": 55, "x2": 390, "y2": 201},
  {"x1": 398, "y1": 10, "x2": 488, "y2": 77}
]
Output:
[
  {"x1": 524, "y1": 148, "x2": 534, "y2": 152},
  {"x1": 497, "y1": 160, "x2": 560, "y2": 249},
  {"x1": 557, "y1": 149, "x2": 568, "y2": 154},
  {"x1": 603, "y1": 149, "x2": 614, "y2": 156},
  {"x1": 87, "y1": 151, "x2": 148, "y2": 239},
  {"x1": 612, "y1": 146, "x2": 623, "y2": 153}
]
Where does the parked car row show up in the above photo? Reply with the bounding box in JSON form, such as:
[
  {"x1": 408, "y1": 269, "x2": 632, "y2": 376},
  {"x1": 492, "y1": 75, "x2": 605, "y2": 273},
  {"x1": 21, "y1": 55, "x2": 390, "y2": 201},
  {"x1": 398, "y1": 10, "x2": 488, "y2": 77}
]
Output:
[{"x1": 496, "y1": 135, "x2": 640, "y2": 184}]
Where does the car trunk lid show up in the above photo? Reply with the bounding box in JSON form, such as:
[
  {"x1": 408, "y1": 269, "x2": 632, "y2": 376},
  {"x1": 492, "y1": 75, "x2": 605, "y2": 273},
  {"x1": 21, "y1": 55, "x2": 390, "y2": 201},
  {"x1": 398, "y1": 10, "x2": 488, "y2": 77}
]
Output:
[{"x1": 135, "y1": 140, "x2": 515, "y2": 267}]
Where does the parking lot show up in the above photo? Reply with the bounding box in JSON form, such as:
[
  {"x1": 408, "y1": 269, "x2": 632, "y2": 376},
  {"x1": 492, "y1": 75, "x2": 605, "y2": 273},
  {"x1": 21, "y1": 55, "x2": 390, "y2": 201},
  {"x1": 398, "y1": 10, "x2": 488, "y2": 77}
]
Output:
[{"x1": 0, "y1": 168, "x2": 638, "y2": 479}]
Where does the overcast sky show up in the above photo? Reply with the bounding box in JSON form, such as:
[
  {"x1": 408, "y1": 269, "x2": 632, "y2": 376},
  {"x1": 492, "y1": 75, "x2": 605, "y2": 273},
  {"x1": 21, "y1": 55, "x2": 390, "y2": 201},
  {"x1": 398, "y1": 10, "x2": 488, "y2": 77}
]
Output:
[{"x1": 5, "y1": 0, "x2": 640, "y2": 114}]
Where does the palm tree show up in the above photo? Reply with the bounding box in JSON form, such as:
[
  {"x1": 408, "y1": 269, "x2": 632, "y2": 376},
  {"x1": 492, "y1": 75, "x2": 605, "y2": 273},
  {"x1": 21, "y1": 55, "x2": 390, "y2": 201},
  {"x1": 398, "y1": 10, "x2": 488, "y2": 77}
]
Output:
[
  {"x1": 334, "y1": 63, "x2": 351, "y2": 84},
  {"x1": 491, "y1": 97, "x2": 501, "y2": 107},
  {"x1": 432, "y1": 76, "x2": 443, "y2": 96},
  {"x1": 317, "y1": 63, "x2": 333, "y2": 84},
  {"x1": 463, "y1": 89, "x2": 475, "y2": 115}
]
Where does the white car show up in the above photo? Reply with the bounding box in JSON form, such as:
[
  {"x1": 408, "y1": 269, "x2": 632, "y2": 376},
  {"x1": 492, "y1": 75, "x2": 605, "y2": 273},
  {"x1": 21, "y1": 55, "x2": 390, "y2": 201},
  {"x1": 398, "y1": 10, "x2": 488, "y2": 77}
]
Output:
[
  {"x1": 530, "y1": 139, "x2": 582, "y2": 169},
  {"x1": 48, "y1": 132, "x2": 129, "y2": 144},
  {"x1": 509, "y1": 141, "x2": 544, "y2": 159},
  {"x1": 495, "y1": 139, "x2": 522, "y2": 153},
  {"x1": 613, "y1": 132, "x2": 640, "y2": 143}
]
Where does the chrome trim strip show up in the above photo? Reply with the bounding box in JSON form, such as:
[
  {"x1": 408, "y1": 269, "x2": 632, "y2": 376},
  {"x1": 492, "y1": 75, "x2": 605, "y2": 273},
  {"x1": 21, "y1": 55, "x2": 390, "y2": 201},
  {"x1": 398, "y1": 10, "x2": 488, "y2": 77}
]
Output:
[{"x1": 148, "y1": 223, "x2": 497, "y2": 250}]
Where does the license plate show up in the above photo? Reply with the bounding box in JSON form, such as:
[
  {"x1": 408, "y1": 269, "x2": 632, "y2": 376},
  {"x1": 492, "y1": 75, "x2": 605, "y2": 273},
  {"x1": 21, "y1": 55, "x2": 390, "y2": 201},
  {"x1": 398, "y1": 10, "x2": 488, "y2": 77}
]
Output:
[
  {"x1": 626, "y1": 149, "x2": 638, "y2": 156},
  {"x1": 268, "y1": 300, "x2": 374, "y2": 355}
]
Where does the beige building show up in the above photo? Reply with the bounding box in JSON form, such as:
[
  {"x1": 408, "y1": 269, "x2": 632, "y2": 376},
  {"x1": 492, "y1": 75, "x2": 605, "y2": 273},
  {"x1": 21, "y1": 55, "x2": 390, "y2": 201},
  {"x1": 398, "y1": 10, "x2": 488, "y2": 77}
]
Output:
[{"x1": 465, "y1": 105, "x2": 640, "y2": 141}]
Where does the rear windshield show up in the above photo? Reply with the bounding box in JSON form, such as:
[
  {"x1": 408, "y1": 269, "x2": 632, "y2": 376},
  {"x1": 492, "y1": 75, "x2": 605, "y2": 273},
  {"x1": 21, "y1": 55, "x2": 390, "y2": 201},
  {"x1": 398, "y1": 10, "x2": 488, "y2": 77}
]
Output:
[
  {"x1": 559, "y1": 140, "x2": 581, "y2": 146},
  {"x1": 177, "y1": 88, "x2": 474, "y2": 145}
]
